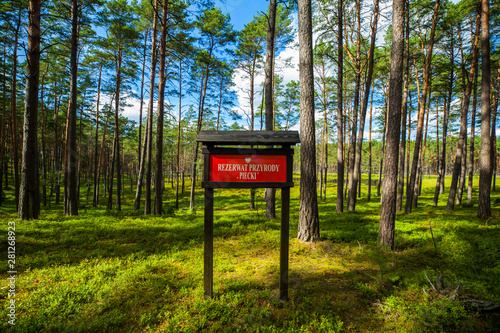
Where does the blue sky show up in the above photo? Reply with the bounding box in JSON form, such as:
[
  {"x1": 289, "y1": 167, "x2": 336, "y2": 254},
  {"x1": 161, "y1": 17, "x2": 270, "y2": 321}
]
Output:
[{"x1": 216, "y1": 0, "x2": 271, "y2": 30}]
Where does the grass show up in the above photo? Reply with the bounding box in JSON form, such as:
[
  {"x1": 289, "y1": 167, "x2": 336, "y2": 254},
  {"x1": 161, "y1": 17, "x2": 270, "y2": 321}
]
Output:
[{"x1": 1, "y1": 175, "x2": 500, "y2": 332}]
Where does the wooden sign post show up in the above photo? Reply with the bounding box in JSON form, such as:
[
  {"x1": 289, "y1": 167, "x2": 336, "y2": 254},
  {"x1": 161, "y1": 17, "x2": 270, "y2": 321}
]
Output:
[{"x1": 197, "y1": 131, "x2": 300, "y2": 301}]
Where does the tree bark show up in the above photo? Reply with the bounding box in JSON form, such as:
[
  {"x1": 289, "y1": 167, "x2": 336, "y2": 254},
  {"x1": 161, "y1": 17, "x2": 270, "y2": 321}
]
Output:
[
  {"x1": 138, "y1": 29, "x2": 148, "y2": 173},
  {"x1": 297, "y1": 0, "x2": 320, "y2": 242},
  {"x1": 378, "y1": 0, "x2": 404, "y2": 250},
  {"x1": 478, "y1": 0, "x2": 491, "y2": 218},
  {"x1": 134, "y1": 20, "x2": 156, "y2": 212},
  {"x1": 113, "y1": 48, "x2": 122, "y2": 212},
  {"x1": 264, "y1": 0, "x2": 277, "y2": 219},
  {"x1": 144, "y1": 0, "x2": 159, "y2": 215},
  {"x1": 92, "y1": 65, "x2": 102, "y2": 207},
  {"x1": 11, "y1": 8, "x2": 22, "y2": 208},
  {"x1": 175, "y1": 58, "x2": 182, "y2": 209},
  {"x1": 18, "y1": 0, "x2": 41, "y2": 219},
  {"x1": 336, "y1": 0, "x2": 344, "y2": 213},
  {"x1": 397, "y1": 0, "x2": 410, "y2": 212},
  {"x1": 0, "y1": 43, "x2": 7, "y2": 206},
  {"x1": 368, "y1": 88, "x2": 373, "y2": 201},
  {"x1": 467, "y1": 66, "x2": 478, "y2": 204},
  {"x1": 154, "y1": 0, "x2": 169, "y2": 215},
  {"x1": 66, "y1": 0, "x2": 79, "y2": 216},
  {"x1": 489, "y1": 60, "x2": 500, "y2": 191}
]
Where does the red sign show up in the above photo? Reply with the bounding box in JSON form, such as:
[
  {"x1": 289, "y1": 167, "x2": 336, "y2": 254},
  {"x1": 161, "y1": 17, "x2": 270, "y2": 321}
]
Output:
[{"x1": 210, "y1": 154, "x2": 287, "y2": 182}]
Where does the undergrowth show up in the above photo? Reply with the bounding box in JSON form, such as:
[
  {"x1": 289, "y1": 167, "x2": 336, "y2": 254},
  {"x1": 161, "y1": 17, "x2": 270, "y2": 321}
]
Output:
[{"x1": 0, "y1": 176, "x2": 499, "y2": 332}]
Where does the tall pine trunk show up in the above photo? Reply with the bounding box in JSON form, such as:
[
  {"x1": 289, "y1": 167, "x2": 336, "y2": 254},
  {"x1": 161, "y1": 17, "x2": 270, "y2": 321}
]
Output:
[
  {"x1": 11, "y1": 8, "x2": 22, "y2": 208},
  {"x1": 264, "y1": 0, "x2": 277, "y2": 219},
  {"x1": 489, "y1": 60, "x2": 500, "y2": 191},
  {"x1": 336, "y1": 0, "x2": 344, "y2": 213},
  {"x1": 477, "y1": 0, "x2": 491, "y2": 218},
  {"x1": 154, "y1": 0, "x2": 169, "y2": 215},
  {"x1": 114, "y1": 51, "x2": 123, "y2": 211},
  {"x1": 378, "y1": 0, "x2": 404, "y2": 250},
  {"x1": 18, "y1": 0, "x2": 41, "y2": 219},
  {"x1": 92, "y1": 66, "x2": 102, "y2": 207},
  {"x1": 467, "y1": 69, "x2": 478, "y2": 204},
  {"x1": 66, "y1": 0, "x2": 79, "y2": 216},
  {"x1": 396, "y1": 0, "x2": 410, "y2": 211},
  {"x1": 297, "y1": 0, "x2": 320, "y2": 242},
  {"x1": 141, "y1": 0, "x2": 158, "y2": 214},
  {"x1": 175, "y1": 59, "x2": 183, "y2": 209}
]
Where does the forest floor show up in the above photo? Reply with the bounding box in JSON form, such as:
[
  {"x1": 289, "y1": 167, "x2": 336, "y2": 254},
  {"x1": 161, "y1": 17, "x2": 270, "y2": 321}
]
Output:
[{"x1": 1, "y1": 176, "x2": 500, "y2": 332}]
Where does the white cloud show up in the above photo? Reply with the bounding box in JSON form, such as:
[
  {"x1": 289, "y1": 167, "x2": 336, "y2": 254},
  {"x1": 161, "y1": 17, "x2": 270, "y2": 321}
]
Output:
[{"x1": 122, "y1": 96, "x2": 143, "y2": 123}]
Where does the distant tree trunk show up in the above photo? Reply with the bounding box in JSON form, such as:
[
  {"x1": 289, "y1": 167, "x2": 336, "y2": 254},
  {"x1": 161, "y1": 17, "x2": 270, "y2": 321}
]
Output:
[
  {"x1": 154, "y1": 0, "x2": 168, "y2": 215},
  {"x1": 377, "y1": 98, "x2": 388, "y2": 197},
  {"x1": 490, "y1": 60, "x2": 500, "y2": 191},
  {"x1": 40, "y1": 69, "x2": 47, "y2": 207},
  {"x1": 107, "y1": 137, "x2": 116, "y2": 210},
  {"x1": 447, "y1": 14, "x2": 479, "y2": 211},
  {"x1": 346, "y1": 0, "x2": 361, "y2": 211},
  {"x1": 0, "y1": 44, "x2": 7, "y2": 206},
  {"x1": 18, "y1": 0, "x2": 41, "y2": 219},
  {"x1": 77, "y1": 95, "x2": 84, "y2": 202},
  {"x1": 190, "y1": 31, "x2": 217, "y2": 211},
  {"x1": 144, "y1": 0, "x2": 159, "y2": 215},
  {"x1": 175, "y1": 58, "x2": 183, "y2": 209},
  {"x1": 367, "y1": 88, "x2": 373, "y2": 201},
  {"x1": 477, "y1": 0, "x2": 491, "y2": 218},
  {"x1": 457, "y1": 139, "x2": 467, "y2": 204},
  {"x1": 378, "y1": 0, "x2": 404, "y2": 250},
  {"x1": 297, "y1": 0, "x2": 320, "y2": 242},
  {"x1": 249, "y1": 52, "x2": 259, "y2": 211},
  {"x1": 53, "y1": 89, "x2": 62, "y2": 205},
  {"x1": 319, "y1": 61, "x2": 328, "y2": 201},
  {"x1": 66, "y1": 0, "x2": 79, "y2": 216},
  {"x1": 434, "y1": 35, "x2": 454, "y2": 206},
  {"x1": 11, "y1": 8, "x2": 22, "y2": 208},
  {"x1": 348, "y1": 0, "x2": 379, "y2": 211},
  {"x1": 138, "y1": 29, "x2": 148, "y2": 173},
  {"x1": 405, "y1": 0, "x2": 439, "y2": 214},
  {"x1": 190, "y1": 77, "x2": 209, "y2": 211},
  {"x1": 415, "y1": 90, "x2": 431, "y2": 207},
  {"x1": 113, "y1": 48, "x2": 123, "y2": 212},
  {"x1": 92, "y1": 66, "x2": 102, "y2": 207},
  {"x1": 336, "y1": 0, "x2": 344, "y2": 213},
  {"x1": 467, "y1": 69, "x2": 478, "y2": 204},
  {"x1": 397, "y1": 0, "x2": 410, "y2": 212},
  {"x1": 345, "y1": 105, "x2": 350, "y2": 199},
  {"x1": 264, "y1": 0, "x2": 277, "y2": 219},
  {"x1": 406, "y1": 93, "x2": 412, "y2": 190}
]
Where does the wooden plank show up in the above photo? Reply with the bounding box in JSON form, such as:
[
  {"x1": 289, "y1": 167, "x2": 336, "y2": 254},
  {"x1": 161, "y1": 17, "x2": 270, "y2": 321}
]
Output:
[
  {"x1": 280, "y1": 187, "x2": 290, "y2": 301},
  {"x1": 203, "y1": 150, "x2": 210, "y2": 182},
  {"x1": 197, "y1": 130, "x2": 300, "y2": 146},
  {"x1": 284, "y1": 145, "x2": 293, "y2": 183},
  {"x1": 204, "y1": 188, "x2": 214, "y2": 299},
  {"x1": 202, "y1": 147, "x2": 295, "y2": 156}
]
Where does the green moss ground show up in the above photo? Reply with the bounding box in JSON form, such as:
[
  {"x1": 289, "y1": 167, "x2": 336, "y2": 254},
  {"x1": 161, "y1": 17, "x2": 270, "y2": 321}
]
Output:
[{"x1": 1, "y1": 176, "x2": 499, "y2": 332}]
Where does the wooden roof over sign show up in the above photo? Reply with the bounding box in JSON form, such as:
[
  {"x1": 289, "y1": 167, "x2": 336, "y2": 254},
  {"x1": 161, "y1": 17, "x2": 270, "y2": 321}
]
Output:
[{"x1": 196, "y1": 131, "x2": 300, "y2": 146}]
